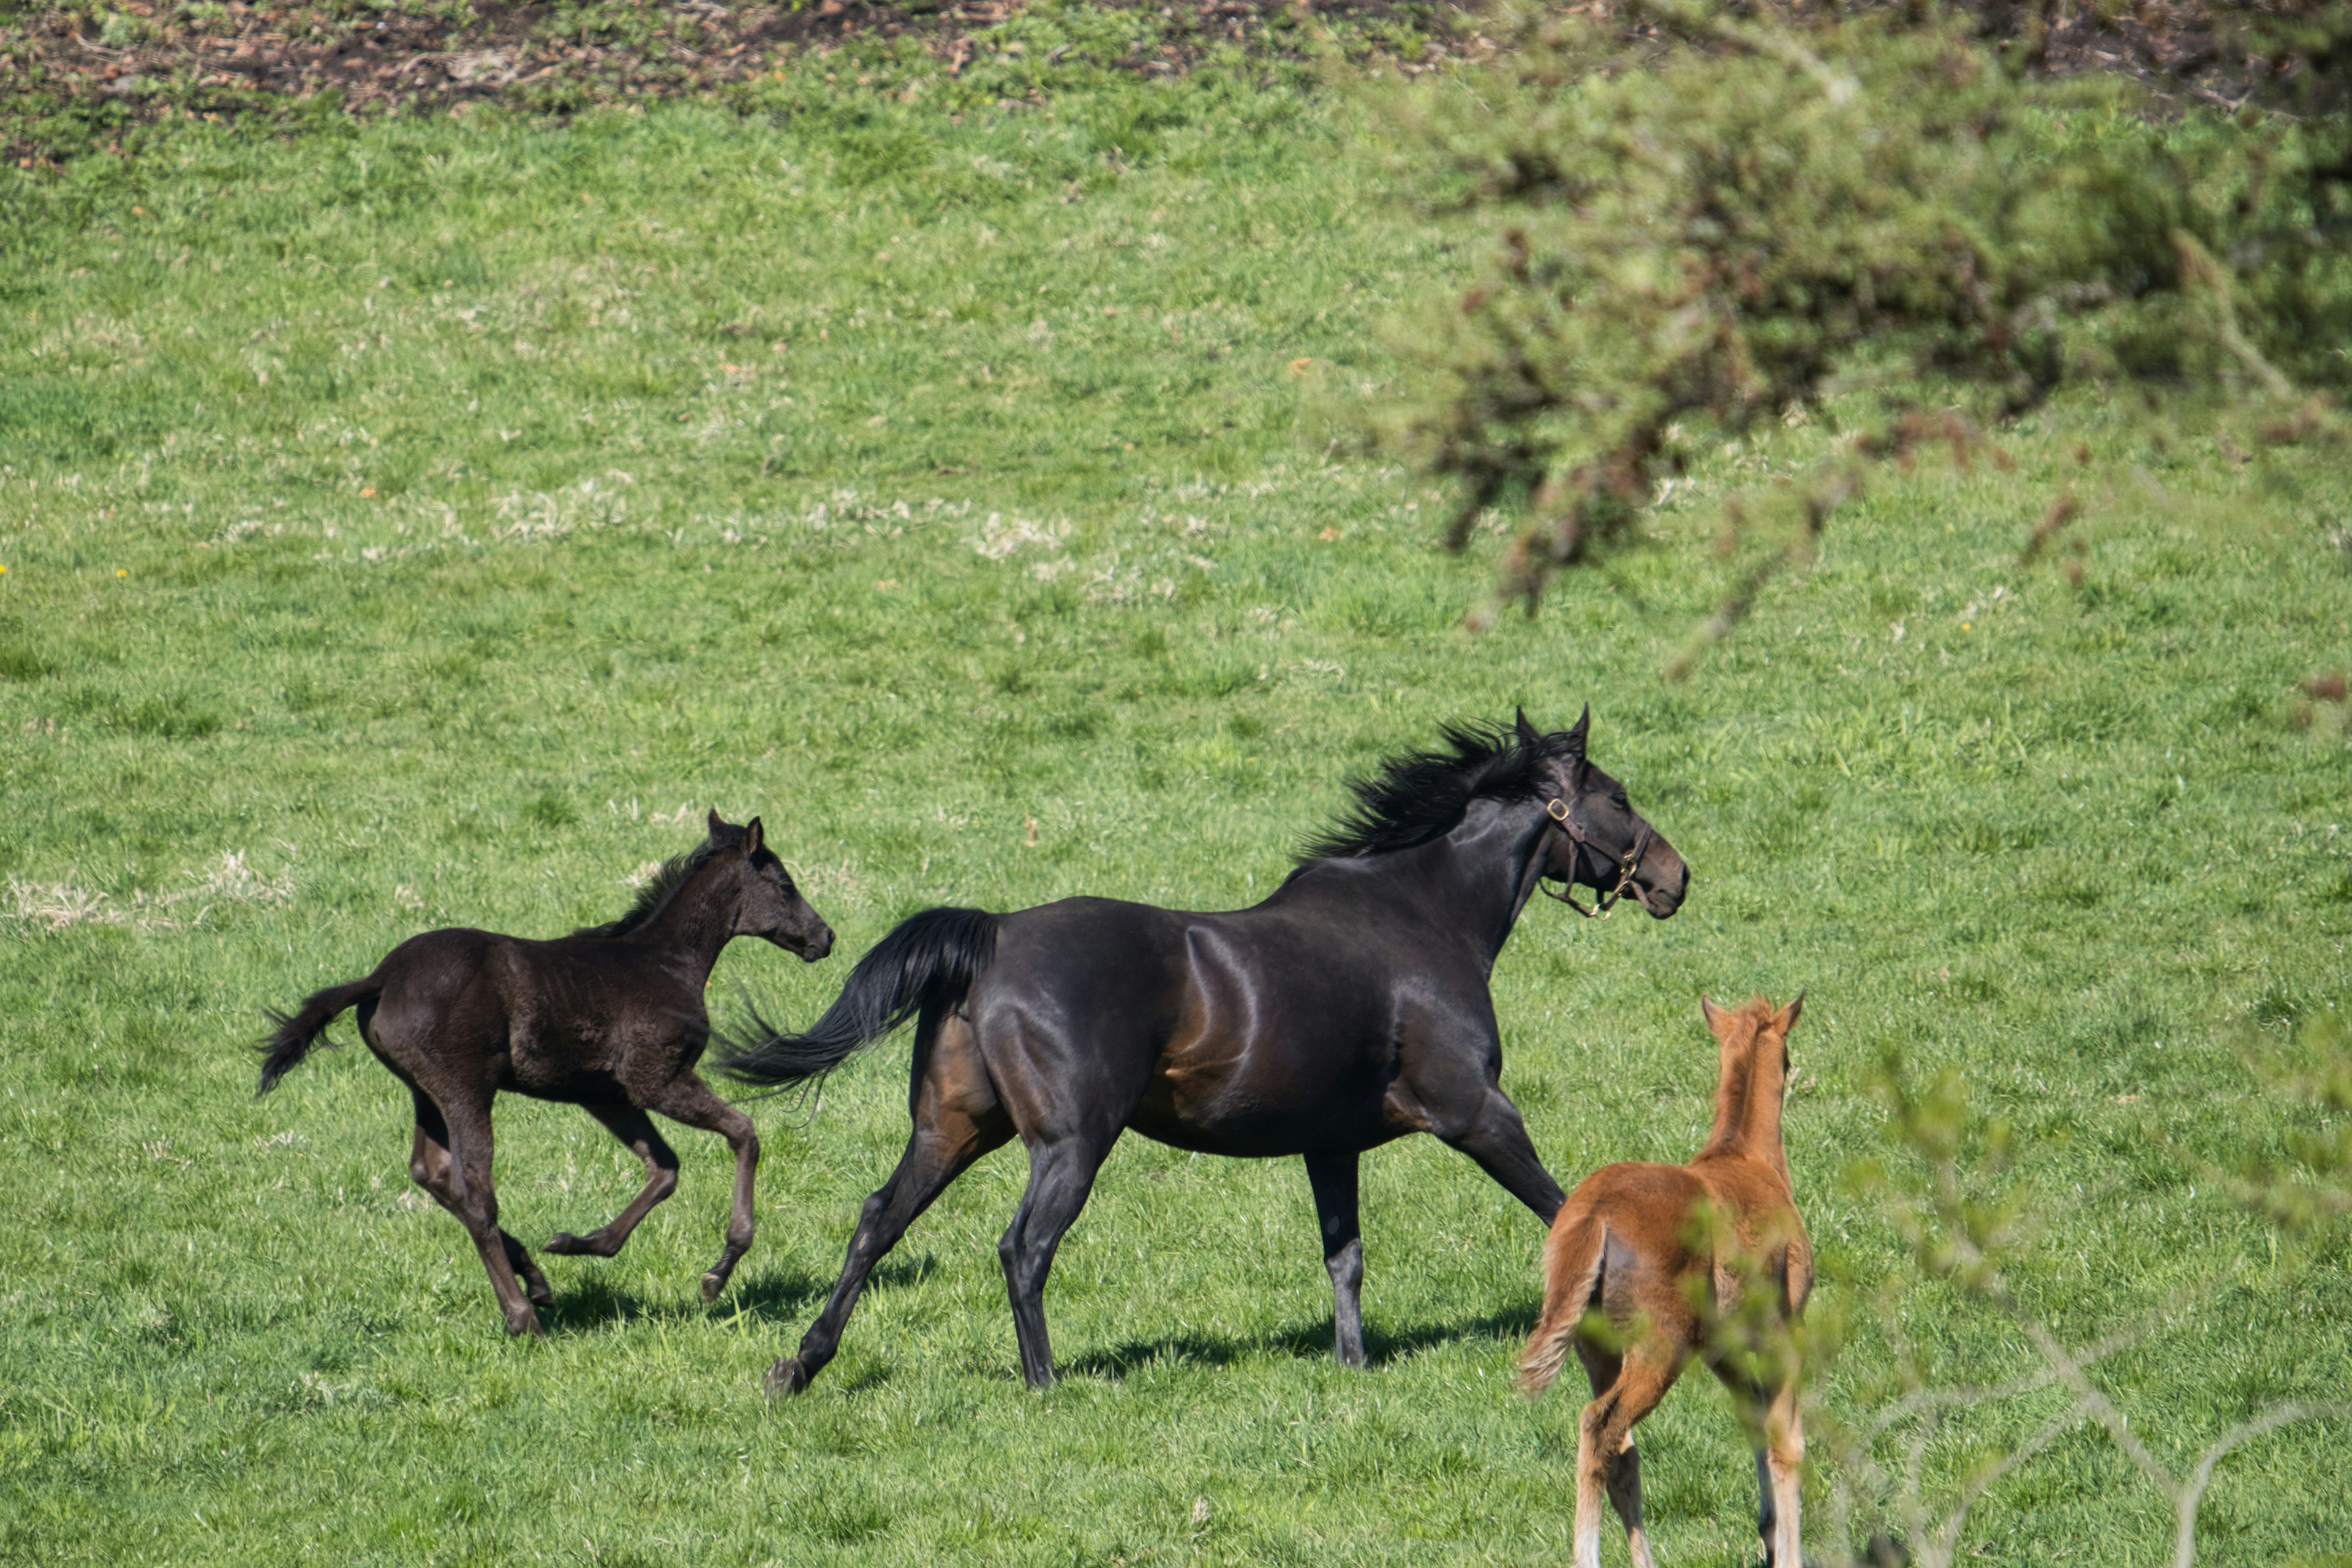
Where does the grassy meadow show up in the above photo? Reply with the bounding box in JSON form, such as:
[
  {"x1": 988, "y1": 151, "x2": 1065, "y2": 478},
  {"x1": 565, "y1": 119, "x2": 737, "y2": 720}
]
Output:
[{"x1": 1, "y1": 60, "x2": 2349, "y2": 1567}]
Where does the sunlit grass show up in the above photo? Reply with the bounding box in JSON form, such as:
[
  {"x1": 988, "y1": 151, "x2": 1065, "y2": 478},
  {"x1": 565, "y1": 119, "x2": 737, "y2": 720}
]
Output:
[{"x1": 1, "y1": 70, "x2": 2348, "y2": 1567}]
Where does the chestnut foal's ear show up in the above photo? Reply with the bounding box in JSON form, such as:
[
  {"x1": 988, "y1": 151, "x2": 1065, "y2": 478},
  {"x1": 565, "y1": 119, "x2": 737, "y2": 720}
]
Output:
[
  {"x1": 745, "y1": 816, "x2": 765, "y2": 854},
  {"x1": 1515, "y1": 706, "x2": 1544, "y2": 749},
  {"x1": 1564, "y1": 703, "x2": 1591, "y2": 758},
  {"x1": 1774, "y1": 991, "x2": 1806, "y2": 1033},
  {"x1": 1700, "y1": 994, "x2": 1728, "y2": 1035},
  {"x1": 707, "y1": 807, "x2": 728, "y2": 839}
]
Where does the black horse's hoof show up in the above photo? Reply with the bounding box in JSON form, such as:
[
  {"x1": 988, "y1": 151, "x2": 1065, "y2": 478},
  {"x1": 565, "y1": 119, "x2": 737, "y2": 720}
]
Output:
[
  {"x1": 700, "y1": 1270, "x2": 728, "y2": 1303},
  {"x1": 543, "y1": 1232, "x2": 592, "y2": 1256},
  {"x1": 766, "y1": 1357, "x2": 811, "y2": 1397},
  {"x1": 507, "y1": 1311, "x2": 547, "y2": 1338},
  {"x1": 522, "y1": 1272, "x2": 556, "y2": 1308}
]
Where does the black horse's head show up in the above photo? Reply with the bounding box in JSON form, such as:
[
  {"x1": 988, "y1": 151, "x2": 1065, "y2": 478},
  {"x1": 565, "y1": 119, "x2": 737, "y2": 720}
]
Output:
[
  {"x1": 707, "y1": 810, "x2": 834, "y2": 962},
  {"x1": 1517, "y1": 706, "x2": 1689, "y2": 919}
]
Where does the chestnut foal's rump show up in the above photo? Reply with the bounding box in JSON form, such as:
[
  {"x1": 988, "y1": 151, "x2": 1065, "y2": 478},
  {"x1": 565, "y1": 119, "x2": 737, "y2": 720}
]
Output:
[{"x1": 1521, "y1": 995, "x2": 1811, "y2": 1568}]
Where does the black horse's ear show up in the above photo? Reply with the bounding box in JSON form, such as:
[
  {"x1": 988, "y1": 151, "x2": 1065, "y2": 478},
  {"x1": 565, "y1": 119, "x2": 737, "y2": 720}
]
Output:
[
  {"x1": 1564, "y1": 704, "x2": 1591, "y2": 757},
  {"x1": 1515, "y1": 706, "x2": 1543, "y2": 749},
  {"x1": 706, "y1": 807, "x2": 727, "y2": 839},
  {"x1": 745, "y1": 816, "x2": 765, "y2": 854}
]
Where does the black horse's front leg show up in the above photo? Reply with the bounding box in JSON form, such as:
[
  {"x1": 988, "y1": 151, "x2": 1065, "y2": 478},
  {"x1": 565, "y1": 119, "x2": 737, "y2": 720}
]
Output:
[
  {"x1": 1436, "y1": 1085, "x2": 1567, "y2": 1227},
  {"x1": 1303, "y1": 1151, "x2": 1366, "y2": 1368}
]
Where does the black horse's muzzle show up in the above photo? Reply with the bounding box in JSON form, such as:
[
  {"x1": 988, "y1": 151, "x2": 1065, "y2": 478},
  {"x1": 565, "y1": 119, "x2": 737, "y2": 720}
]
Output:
[{"x1": 778, "y1": 923, "x2": 834, "y2": 962}]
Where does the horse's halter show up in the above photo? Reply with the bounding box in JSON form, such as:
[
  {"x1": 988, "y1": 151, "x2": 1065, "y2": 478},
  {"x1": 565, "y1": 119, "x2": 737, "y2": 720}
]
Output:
[{"x1": 1538, "y1": 794, "x2": 1654, "y2": 919}]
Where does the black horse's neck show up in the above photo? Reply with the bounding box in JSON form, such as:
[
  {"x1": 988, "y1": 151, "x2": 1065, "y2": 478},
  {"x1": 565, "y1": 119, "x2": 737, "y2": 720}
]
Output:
[
  {"x1": 1298, "y1": 796, "x2": 1558, "y2": 971},
  {"x1": 632, "y1": 862, "x2": 739, "y2": 979}
]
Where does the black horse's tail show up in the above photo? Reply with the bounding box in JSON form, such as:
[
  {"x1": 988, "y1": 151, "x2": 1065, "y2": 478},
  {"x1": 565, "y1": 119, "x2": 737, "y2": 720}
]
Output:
[
  {"x1": 719, "y1": 907, "x2": 998, "y2": 1094},
  {"x1": 257, "y1": 973, "x2": 382, "y2": 1095}
]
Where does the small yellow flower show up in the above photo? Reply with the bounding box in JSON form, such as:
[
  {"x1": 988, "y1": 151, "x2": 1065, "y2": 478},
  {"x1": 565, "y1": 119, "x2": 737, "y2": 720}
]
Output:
[{"x1": 116, "y1": 568, "x2": 128, "y2": 578}]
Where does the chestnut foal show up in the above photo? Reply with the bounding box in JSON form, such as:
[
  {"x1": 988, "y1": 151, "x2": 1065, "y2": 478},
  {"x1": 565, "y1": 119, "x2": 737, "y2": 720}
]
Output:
[{"x1": 1520, "y1": 995, "x2": 1811, "y2": 1568}]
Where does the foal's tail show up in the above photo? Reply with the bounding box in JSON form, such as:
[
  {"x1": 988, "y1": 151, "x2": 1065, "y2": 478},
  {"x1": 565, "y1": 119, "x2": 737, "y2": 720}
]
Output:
[
  {"x1": 256, "y1": 974, "x2": 383, "y2": 1096},
  {"x1": 718, "y1": 907, "x2": 998, "y2": 1095},
  {"x1": 1520, "y1": 1216, "x2": 1607, "y2": 1398}
]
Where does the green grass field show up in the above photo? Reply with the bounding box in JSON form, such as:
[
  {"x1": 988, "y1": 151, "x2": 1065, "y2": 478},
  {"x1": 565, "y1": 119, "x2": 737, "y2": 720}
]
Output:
[{"x1": 1, "y1": 62, "x2": 2348, "y2": 1567}]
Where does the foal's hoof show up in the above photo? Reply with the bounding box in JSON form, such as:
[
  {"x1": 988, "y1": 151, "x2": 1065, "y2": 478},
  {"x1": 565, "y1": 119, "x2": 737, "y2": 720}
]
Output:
[
  {"x1": 701, "y1": 1270, "x2": 728, "y2": 1303},
  {"x1": 507, "y1": 1310, "x2": 547, "y2": 1339},
  {"x1": 522, "y1": 1270, "x2": 556, "y2": 1308},
  {"x1": 543, "y1": 1231, "x2": 595, "y2": 1256},
  {"x1": 765, "y1": 1357, "x2": 812, "y2": 1397}
]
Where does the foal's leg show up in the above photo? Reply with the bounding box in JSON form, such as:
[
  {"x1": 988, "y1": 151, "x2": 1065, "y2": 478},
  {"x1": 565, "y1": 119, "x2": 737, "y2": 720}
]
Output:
[
  {"x1": 641, "y1": 1072, "x2": 761, "y2": 1301},
  {"x1": 435, "y1": 1088, "x2": 544, "y2": 1337},
  {"x1": 409, "y1": 1091, "x2": 550, "y2": 1308},
  {"x1": 772, "y1": 1098, "x2": 1013, "y2": 1396},
  {"x1": 1761, "y1": 1381, "x2": 1805, "y2": 1568},
  {"x1": 1574, "y1": 1346, "x2": 1676, "y2": 1568},
  {"x1": 543, "y1": 1102, "x2": 680, "y2": 1260},
  {"x1": 1302, "y1": 1151, "x2": 1366, "y2": 1368},
  {"x1": 998, "y1": 1131, "x2": 1118, "y2": 1390}
]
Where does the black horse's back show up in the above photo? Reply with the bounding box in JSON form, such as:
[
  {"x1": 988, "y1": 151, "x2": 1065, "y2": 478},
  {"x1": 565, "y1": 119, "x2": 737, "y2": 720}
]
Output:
[{"x1": 720, "y1": 906, "x2": 998, "y2": 1092}]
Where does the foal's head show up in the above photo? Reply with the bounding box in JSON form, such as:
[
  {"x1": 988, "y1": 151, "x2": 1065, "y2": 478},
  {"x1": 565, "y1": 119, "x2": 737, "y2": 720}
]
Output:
[
  {"x1": 1698, "y1": 992, "x2": 1804, "y2": 1150},
  {"x1": 1518, "y1": 706, "x2": 1690, "y2": 919},
  {"x1": 704, "y1": 810, "x2": 834, "y2": 962}
]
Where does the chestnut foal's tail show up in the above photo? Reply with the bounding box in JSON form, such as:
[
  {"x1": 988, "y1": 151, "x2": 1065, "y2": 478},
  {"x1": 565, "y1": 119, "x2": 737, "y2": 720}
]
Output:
[
  {"x1": 718, "y1": 906, "x2": 998, "y2": 1095},
  {"x1": 257, "y1": 974, "x2": 383, "y2": 1095},
  {"x1": 1520, "y1": 1217, "x2": 1607, "y2": 1397}
]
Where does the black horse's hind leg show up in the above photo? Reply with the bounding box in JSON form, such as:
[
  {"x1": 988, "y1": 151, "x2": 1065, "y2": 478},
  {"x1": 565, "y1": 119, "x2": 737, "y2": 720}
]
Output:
[
  {"x1": 409, "y1": 1092, "x2": 550, "y2": 1310},
  {"x1": 772, "y1": 1102, "x2": 1012, "y2": 1396},
  {"x1": 438, "y1": 1090, "x2": 544, "y2": 1337},
  {"x1": 544, "y1": 1101, "x2": 680, "y2": 1260},
  {"x1": 1438, "y1": 1087, "x2": 1567, "y2": 1226},
  {"x1": 641, "y1": 1072, "x2": 761, "y2": 1301},
  {"x1": 1303, "y1": 1151, "x2": 1366, "y2": 1368},
  {"x1": 998, "y1": 1134, "x2": 1117, "y2": 1390}
]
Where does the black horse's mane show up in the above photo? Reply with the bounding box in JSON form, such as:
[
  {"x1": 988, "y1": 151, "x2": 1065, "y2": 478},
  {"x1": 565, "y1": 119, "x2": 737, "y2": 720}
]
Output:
[
  {"x1": 575, "y1": 827, "x2": 736, "y2": 938},
  {"x1": 1297, "y1": 723, "x2": 1569, "y2": 864}
]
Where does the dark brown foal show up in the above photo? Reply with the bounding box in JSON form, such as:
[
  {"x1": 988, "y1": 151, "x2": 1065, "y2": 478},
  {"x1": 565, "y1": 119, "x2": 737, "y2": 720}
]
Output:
[
  {"x1": 1521, "y1": 994, "x2": 1811, "y2": 1568},
  {"x1": 257, "y1": 813, "x2": 832, "y2": 1335}
]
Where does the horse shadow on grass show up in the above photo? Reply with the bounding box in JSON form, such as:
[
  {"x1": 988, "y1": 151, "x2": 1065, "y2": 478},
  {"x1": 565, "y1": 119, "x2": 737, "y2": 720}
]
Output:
[
  {"x1": 1065, "y1": 1295, "x2": 1544, "y2": 1381},
  {"x1": 535, "y1": 1262, "x2": 829, "y2": 1336}
]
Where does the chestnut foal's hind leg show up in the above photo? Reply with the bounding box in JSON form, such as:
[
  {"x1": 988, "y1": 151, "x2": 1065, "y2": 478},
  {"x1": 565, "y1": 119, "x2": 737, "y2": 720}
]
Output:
[
  {"x1": 1572, "y1": 1343, "x2": 1677, "y2": 1568},
  {"x1": 1303, "y1": 1152, "x2": 1366, "y2": 1368},
  {"x1": 641, "y1": 1072, "x2": 761, "y2": 1301},
  {"x1": 408, "y1": 1091, "x2": 551, "y2": 1313},
  {"x1": 543, "y1": 1101, "x2": 680, "y2": 1261},
  {"x1": 1760, "y1": 1381, "x2": 1804, "y2": 1568}
]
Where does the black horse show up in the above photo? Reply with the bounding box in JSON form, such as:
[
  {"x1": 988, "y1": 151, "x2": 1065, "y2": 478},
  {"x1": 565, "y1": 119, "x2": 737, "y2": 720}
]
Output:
[
  {"x1": 723, "y1": 708, "x2": 1687, "y2": 1392},
  {"x1": 257, "y1": 812, "x2": 833, "y2": 1336}
]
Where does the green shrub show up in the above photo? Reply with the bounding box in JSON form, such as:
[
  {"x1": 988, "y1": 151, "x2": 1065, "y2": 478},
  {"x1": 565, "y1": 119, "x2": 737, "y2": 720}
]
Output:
[{"x1": 1371, "y1": 0, "x2": 2352, "y2": 655}]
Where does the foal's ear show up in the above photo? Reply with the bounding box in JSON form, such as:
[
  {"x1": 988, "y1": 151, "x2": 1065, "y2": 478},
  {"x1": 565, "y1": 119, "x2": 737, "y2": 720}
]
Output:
[
  {"x1": 1563, "y1": 703, "x2": 1591, "y2": 758},
  {"x1": 744, "y1": 816, "x2": 765, "y2": 854},
  {"x1": 1774, "y1": 991, "x2": 1806, "y2": 1033},
  {"x1": 1700, "y1": 994, "x2": 1728, "y2": 1035},
  {"x1": 1515, "y1": 706, "x2": 1544, "y2": 749}
]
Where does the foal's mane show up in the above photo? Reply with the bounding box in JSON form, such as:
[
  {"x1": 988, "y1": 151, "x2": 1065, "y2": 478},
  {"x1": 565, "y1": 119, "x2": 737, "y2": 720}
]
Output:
[
  {"x1": 573, "y1": 826, "x2": 739, "y2": 938},
  {"x1": 1297, "y1": 723, "x2": 1570, "y2": 864}
]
